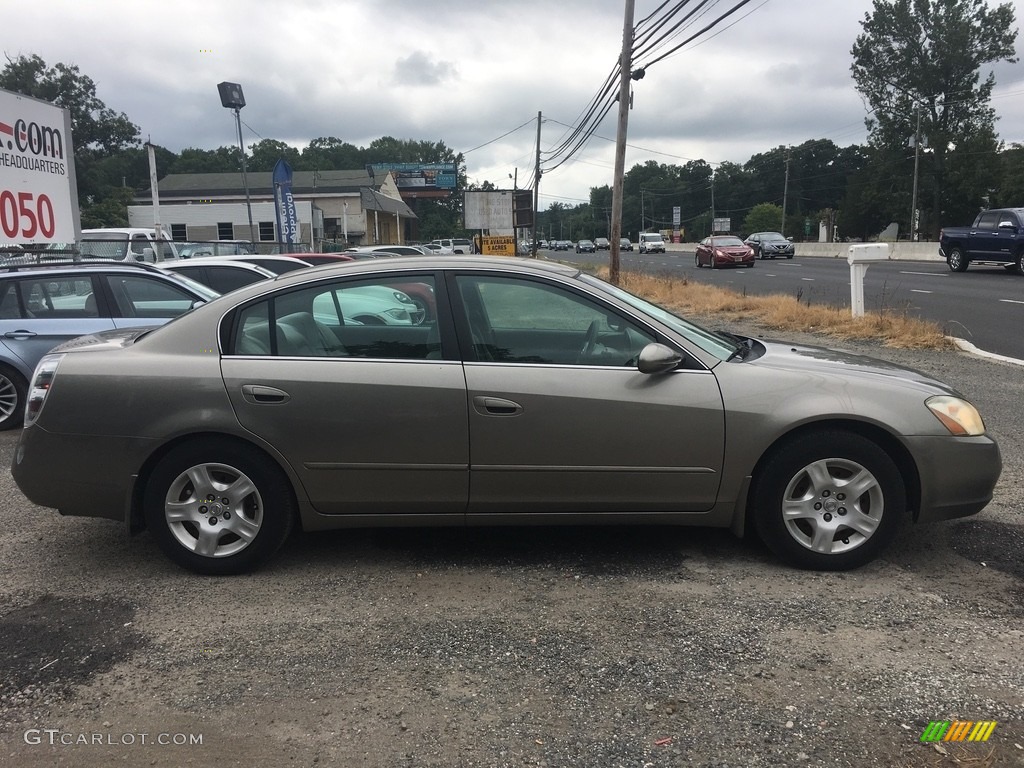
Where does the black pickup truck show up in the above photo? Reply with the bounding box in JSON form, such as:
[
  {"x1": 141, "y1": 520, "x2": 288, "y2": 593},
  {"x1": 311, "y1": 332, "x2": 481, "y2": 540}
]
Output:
[{"x1": 939, "y1": 208, "x2": 1024, "y2": 274}]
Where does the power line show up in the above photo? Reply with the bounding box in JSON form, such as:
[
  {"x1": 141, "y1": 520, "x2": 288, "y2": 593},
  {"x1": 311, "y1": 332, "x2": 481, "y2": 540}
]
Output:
[{"x1": 461, "y1": 117, "x2": 536, "y2": 155}]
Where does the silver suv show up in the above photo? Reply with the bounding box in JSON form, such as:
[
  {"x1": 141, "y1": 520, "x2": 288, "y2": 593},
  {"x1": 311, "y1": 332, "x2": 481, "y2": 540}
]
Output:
[{"x1": 0, "y1": 261, "x2": 217, "y2": 428}]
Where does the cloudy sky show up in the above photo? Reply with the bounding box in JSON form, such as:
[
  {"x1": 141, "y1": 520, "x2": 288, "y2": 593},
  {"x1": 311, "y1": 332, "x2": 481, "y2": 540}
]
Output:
[{"x1": 7, "y1": 0, "x2": 1024, "y2": 209}]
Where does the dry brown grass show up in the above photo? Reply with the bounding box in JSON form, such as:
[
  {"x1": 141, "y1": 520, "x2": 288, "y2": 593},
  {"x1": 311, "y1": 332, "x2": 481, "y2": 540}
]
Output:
[{"x1": 600, "y1": 268, "x2": 955, "y2": 350}]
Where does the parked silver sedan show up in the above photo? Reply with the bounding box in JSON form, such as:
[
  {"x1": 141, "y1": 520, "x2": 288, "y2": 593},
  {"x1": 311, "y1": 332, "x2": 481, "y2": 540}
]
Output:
[{"x1": 12, "y1": 257, "x2": 1000, "y2": 575}]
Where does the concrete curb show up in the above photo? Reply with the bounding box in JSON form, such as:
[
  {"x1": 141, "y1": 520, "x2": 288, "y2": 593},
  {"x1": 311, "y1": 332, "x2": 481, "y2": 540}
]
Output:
[{"x1": 949, "y1": 337, "x2": 1024, "y2": 367}]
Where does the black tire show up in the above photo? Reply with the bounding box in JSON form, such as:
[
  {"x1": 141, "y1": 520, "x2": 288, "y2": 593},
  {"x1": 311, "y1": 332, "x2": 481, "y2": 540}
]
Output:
[
  {"x1": 144, "y1": 439, "x2": 296, "y2": 575},
  {"x1": 947, "y1": 246, "x2": 968, "y2": 272},
  {"x1": 0, "y1": 366, "x2": 27, "y2": 430},
  {"x1": 751, "y1": 431, "x2": 906, "y2": 571},
  {"x1": 1015, "y1": 250, "x2": 1024, "y2": 276},
  {"x1": 695, "y1": 253, "x2": 703, "y2": 268}
]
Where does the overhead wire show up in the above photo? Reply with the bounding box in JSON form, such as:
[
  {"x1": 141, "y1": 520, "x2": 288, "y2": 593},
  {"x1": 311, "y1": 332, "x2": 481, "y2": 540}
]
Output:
[{"x1": 540, "y1": 0, "x2": 769, "y2": 177}]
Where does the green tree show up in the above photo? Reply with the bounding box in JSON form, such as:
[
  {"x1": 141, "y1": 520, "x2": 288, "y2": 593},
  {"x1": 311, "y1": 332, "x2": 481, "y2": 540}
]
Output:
[
  {"x1": 1, "y1": 53, "x2": 142, "y2": 226},
  {"x1": 994, "y1": 143, "x2": 1024, "y2": 206},
  {"x1": 850, "y1": 0, "x2": 1017, "y2": 237},
  {"x1": 247, "y1": 139, "x2": 302, "y2": 172},
  {"x1": 299, "y1": 137, "x2": 364, "y2": 172},
  {"x1": 169, "y1": 146, "x2": 240, "y2": 174},
  {"x1": 742, "y1": 203, "x2": 785, "y2": 235}
]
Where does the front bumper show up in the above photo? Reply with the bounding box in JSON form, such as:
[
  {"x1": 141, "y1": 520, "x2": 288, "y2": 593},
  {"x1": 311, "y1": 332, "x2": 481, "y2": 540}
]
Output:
[{"x1": 906, "y1": 434, "x2": 1001, "y2": 522}]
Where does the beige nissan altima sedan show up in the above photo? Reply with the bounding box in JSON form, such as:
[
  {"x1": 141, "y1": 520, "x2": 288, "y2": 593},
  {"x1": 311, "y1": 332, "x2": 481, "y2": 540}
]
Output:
[{"x1": 12, "y1": 257, "x2": 1001, "y2": 575}]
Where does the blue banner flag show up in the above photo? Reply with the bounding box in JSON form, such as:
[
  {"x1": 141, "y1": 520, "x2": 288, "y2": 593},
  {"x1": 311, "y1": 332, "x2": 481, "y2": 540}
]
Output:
[{"x1": 272, "y1": 159, "x2": 299, "y2": 249}]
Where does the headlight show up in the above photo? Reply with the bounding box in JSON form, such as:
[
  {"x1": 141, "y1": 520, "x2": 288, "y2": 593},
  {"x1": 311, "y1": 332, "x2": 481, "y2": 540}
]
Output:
[{"x1": 926, "y1": 395, "x2": 986, "y2": 436}]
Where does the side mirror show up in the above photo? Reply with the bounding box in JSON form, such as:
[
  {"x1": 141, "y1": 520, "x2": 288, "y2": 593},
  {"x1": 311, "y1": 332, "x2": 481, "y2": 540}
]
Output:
[
  {"x1": 998, "y1": 220, "x2": 1017, "y2": 231},
  {"x1": 637, "y1": 343, "x2": 682, "y2": 374}
]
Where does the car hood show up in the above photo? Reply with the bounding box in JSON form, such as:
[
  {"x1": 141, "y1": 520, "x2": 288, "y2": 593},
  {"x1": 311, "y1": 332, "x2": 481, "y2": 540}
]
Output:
[{"x1": 748, "y1": 338, "x2": 961, "y2": 396}]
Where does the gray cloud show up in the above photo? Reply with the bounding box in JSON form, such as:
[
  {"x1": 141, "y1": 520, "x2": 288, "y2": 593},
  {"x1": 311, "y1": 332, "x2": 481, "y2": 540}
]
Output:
[{"x1": 393, "y1": 51, "x2": 459, "y2": 87}]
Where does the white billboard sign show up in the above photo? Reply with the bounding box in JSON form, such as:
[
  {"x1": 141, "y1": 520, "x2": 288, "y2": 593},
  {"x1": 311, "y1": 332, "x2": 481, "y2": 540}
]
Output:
[
  {"x1": 464, "y1": 190, "x2": 514, "y2": 230},
  {"x1": 0, "y1": 88, "x2": 79, "y2": 244}
]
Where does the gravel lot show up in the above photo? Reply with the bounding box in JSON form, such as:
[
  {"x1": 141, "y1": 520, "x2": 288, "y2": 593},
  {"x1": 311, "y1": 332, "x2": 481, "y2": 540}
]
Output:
[{"x1": 0, "y1": 322, "x2": 1022, "y2": 768}]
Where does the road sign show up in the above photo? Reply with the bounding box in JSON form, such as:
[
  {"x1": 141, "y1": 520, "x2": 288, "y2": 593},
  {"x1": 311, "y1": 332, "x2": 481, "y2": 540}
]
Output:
[{"x1": 0, "y1": 88, "x2": 79, "y2": 244}]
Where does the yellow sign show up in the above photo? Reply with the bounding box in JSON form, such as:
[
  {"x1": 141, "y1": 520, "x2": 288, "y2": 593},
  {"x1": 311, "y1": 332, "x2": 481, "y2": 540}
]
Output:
[{"x1": 481, "y1": 235, "x2": 515, "y2": 257}]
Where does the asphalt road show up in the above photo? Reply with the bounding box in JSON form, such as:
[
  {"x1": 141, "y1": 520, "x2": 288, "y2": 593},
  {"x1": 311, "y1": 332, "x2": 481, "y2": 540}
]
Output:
[{"x1": 561, "y1": 249, "x2": 1024, "y2": 361}]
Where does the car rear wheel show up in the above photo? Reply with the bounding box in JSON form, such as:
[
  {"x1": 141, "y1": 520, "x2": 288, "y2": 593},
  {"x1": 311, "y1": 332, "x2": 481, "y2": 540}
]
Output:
[
  {"x1": 144, "y1": 440, "x2": 296, "y2": 575},
  {"x1": 0, "y1": 366, "x2": 27, "y2": 430},
  {"x1": 752, "y1": 431, "x2": 905, "y2": 570},
  {"x1": 947, "y1": 246, "x2": 968, "y2": 272}
]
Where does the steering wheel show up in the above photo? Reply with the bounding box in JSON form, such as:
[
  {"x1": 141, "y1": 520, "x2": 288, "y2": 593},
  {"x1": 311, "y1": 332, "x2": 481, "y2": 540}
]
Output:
[{"x1": 577, "y1": 319, "x2": 601, "y2": 363}]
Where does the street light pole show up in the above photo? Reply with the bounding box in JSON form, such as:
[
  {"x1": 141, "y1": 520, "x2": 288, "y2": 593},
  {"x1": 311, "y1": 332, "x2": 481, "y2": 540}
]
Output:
[
  {"x1": 910, "y1": 103, "x2": 921, "y2": 241},
  {"x1": 233, "y1": 107, "x2": 256, "y2": 243},
  {"x1": 781, "y1": 150, "x2": 790, "y2": 238},
  {"x1": 217, "y1": 82, "x2": 255, "y2": 243}
]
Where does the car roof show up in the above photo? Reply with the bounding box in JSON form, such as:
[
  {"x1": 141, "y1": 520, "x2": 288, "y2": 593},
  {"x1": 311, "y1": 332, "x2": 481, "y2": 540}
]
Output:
[
  {"x1": 80, "y1": 228, "x2": 166, "y2": 237},
  {"x1": 216, "y1": 255, "x2": 580, "y2": 298},
  {"x1": 0, "y1": 260, "x2": 168, "y2": 277},
  {"x1": 158, "y1": 258, "x2": 275, "y2": 274}
]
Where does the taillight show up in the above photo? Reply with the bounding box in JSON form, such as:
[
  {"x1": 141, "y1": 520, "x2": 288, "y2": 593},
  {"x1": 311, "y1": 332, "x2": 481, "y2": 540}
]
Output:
[{"x1": 25, "y1": 354, "x2": 63, "y2": 427}]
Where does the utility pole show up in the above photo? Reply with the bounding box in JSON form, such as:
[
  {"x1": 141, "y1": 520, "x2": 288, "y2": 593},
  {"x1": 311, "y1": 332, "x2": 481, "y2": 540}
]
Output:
[
  {"x1": 531, "y1": 111, "x2": 541, "y2": 257},
  {"x1": 608, "y1": 0, "x2": 635, "y2": 284},
  {"x1": 640, "y1": 188, "x2": 645, "y2": 236},
  {"x1": 910, "y1": 103, "x2": 921, "y2": 241},
  {"x1": 710, "y1": 174, "x2": 715, "y2": 234},
  {"x1": 781, "y1": 151, "x2": 791, "y2": 237}
]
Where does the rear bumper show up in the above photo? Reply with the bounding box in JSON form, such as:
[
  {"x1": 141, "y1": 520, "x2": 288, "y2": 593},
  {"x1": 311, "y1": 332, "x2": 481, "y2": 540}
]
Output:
[{"x1": 12, "y1": 426, "x2": 151, "y2": 524}]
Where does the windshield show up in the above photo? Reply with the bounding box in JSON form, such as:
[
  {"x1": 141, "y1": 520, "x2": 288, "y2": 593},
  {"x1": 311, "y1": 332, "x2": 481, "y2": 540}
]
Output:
[
  {"x1": 578, "y1": 273, "x2": 739, "y2": 360},
  {"x1": 762, "y1": 233, "x2": 787, "y2": 243},
  {"x1": 79, "y1": 236, "x2": 129, "y2": 260},
  {"x1": 711, "y1": 237, "x2": 745, "y2": 247}
]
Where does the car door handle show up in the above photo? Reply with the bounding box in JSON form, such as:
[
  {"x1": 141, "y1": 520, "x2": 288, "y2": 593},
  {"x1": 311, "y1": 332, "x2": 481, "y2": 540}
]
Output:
[
  {"x1": 473, "y1": 396, "x2": 523, "y2": 416},
  {"x1": 241, "y1": 384, "x2": 290, "y2": 404},
  {"x1": 4, "y1": 330, "x2": 37, "y2": 339}
]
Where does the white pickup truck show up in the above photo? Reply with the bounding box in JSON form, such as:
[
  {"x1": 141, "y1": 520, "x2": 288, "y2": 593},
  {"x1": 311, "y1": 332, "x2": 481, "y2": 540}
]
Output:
[
  {"x1": 431, "y1": 238, "x2": 473, "y2": 254},
  {"x1": 79, "y1": 228, "x2": 180, "y2": 262}
]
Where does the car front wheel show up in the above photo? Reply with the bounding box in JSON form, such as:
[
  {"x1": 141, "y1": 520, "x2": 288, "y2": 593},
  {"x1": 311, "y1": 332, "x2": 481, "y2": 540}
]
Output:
[
  {"x1": 1015, "y1": 249, "x2": 1024, "y2": 276},
  {"x1": 144, "y1": 440, "x2": 296, "y2": 575},
  {"x1": 751, "y1": 431, "x2": 905, "y2": 570},
  {"x1": 695, "y1": 253, "x2": 702, "y2": 268}
]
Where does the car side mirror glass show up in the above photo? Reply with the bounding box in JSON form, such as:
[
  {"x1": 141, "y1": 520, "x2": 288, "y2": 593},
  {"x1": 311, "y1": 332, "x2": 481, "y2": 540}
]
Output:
[{"x1": 637, "y1": 343, "x2": 682, "y2": 374}]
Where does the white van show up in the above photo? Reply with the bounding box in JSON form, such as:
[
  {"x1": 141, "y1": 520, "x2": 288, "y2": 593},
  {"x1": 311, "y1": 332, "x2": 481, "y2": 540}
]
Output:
[
  {"x1": 638, "y1": 232, "x2": 666, "y2": 254},
  {"x1": 79, "y1": 228, "x2": 180, "y2": 262}
]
